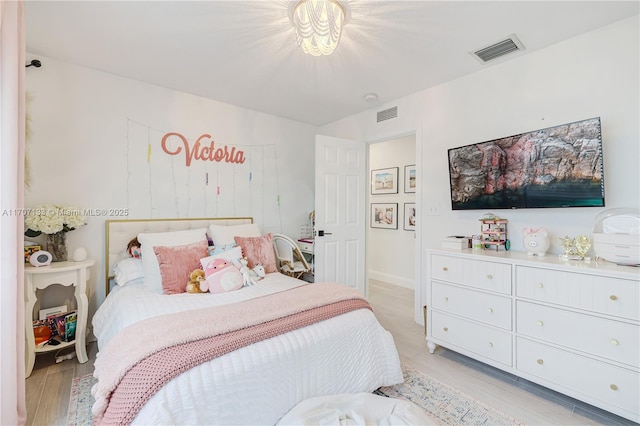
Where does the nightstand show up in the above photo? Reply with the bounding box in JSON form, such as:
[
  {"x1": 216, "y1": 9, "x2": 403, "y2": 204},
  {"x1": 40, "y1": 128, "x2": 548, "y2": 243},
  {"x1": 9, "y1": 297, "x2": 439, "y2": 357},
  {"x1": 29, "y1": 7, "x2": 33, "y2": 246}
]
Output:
[
  {"x1": 24, "y1": 259, "x2": 94, "y2": 377},
  {"x1": 297, "y1": 238, "x2": 314, "y2": 280}
]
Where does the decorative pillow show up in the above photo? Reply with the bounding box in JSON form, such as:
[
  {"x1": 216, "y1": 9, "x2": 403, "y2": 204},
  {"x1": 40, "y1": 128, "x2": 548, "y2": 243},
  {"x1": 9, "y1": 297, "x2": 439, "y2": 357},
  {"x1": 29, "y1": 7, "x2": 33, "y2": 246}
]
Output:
[
  {"x1": 208, "y1": 243, "x2": 237, "y2": 256},
  {"x1": 113, "y1": 258, "x2": 144, "y2": 286},
  {"x1": 138, "y1": 228, "x2": 208, "y2": 293},
  {"x1": 153, "y1": 240, "x2": 209, "y2": 295},
  {"x1": 208, "y1": 223, "x2": 261, "y2": 246},
  {"x1": 234, "y1": 233, "x2": 277, "y2": 273},
  {"x1": 200, "y1": 246, "x2": 243, "y2": 271}
]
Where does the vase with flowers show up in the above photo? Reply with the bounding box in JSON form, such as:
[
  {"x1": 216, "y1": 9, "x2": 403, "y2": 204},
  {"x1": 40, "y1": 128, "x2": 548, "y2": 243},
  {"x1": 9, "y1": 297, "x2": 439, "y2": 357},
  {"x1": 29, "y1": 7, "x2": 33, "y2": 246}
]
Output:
[{"x1": 24, "y1": 205, "x2": 86, "y2": 262}]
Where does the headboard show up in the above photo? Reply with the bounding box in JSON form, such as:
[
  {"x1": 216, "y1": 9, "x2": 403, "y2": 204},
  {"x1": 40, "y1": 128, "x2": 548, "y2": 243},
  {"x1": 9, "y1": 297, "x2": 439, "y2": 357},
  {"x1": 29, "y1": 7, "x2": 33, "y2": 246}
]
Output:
[{"x1": 105, "y1": 217, "x2": 253, "y2": 294}]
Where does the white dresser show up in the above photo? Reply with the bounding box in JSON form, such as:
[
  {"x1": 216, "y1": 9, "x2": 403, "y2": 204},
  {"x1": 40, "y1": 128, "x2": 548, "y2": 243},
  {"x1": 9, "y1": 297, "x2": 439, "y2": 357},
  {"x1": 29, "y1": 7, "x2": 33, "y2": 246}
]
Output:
[{"x1": 426, "y1": 248, "x2": 639, "y2": 422}]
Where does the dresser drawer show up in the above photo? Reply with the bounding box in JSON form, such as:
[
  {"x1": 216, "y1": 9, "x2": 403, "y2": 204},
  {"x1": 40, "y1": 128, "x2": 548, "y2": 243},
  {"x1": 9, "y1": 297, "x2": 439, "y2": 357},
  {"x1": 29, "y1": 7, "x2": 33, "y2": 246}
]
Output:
[
  {"x1": 431, "y1": 311, "x2": 512, "y2": 366},
  {"x1": 432, "y1": 282, "x2": 512, "y2": 330},
  {"x1": 517, "y1": 337, "x2": 640, "y2": 419},
  {"x1": 431, "y1": 254, "x2": 511, "y2": 295},
  {"x1": 516, "y1": 301, "x2": 639, "y2": 367},
  {"x1": 516, "y1": 266, "x2": 640, "y2": 321}
]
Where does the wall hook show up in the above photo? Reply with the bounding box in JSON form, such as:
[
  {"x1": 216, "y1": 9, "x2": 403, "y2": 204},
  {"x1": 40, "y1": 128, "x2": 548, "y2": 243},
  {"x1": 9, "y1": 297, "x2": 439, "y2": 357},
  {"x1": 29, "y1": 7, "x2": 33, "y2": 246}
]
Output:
[{"x1": 26, "y1": 59, "x2": 41, "y2": 68}]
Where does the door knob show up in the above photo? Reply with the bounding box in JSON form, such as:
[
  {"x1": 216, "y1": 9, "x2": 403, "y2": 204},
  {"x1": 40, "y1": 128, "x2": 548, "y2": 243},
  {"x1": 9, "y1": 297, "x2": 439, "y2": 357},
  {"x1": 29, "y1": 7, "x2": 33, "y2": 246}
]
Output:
[{"x1": 317, "y1": 230, "x2": 332, "y2": 237}]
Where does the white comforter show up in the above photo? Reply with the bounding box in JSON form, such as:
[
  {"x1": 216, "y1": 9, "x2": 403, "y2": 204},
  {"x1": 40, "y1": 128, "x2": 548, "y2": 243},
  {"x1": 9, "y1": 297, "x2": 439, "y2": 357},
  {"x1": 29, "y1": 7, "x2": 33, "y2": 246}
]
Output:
[{"x1": 92, "y1": 273, "x2": 403, "y2": 425}]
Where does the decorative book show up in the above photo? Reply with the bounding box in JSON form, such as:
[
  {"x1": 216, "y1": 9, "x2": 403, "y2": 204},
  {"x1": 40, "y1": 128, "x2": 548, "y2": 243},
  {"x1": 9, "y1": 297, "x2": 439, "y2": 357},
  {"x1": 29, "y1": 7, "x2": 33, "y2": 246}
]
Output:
[{"x1": 47, "y1": 310, "x2": 77, "y2": 342}]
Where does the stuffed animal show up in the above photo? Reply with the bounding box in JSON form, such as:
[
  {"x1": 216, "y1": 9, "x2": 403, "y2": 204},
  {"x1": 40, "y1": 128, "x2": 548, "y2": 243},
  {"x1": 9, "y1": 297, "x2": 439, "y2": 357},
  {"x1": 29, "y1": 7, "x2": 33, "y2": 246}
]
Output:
[
  {"x1": 201, "y1": 258, "x2": 244, "y2": 293},
  {"x1": 523, "y1": 227, "x2": 550, "y2": 256},
  {"x1": 186, "y1": 269, "x2": 206, "y2": 294},
  {"x1": 232, "y1": 257, "x2": 264, "y2": 287},
  {"x1": 232, "y1": 257, "x2": 254, "y2": 287},
  {"x1": 252, "y1": 263, "x2": 266, "y2": 279}
]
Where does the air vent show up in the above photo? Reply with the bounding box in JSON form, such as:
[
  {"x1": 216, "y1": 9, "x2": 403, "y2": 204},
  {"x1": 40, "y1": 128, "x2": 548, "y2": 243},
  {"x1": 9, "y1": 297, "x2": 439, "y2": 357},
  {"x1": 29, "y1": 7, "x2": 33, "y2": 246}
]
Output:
[
  {"x1": 377, "y1": 106, "x2": 398, "y2": 123},
  {"x1": 472, "y1": 34, "x2": 525, "y2": 63}
]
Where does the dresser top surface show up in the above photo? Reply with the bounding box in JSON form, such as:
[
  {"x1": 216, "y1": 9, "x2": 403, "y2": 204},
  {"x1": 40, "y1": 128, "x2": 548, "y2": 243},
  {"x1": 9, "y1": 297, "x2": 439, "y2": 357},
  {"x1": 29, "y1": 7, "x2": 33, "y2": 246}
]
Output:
[{"x1": 428, "y1": 248, "x2": 639, "y2": 279}]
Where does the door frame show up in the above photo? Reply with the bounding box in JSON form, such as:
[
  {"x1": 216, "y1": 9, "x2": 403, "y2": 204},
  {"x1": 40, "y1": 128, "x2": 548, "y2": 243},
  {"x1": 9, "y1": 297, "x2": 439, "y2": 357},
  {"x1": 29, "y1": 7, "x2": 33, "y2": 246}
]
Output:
[{"x1": 364, "y1": 126, "x2": 424, "y2": 326}]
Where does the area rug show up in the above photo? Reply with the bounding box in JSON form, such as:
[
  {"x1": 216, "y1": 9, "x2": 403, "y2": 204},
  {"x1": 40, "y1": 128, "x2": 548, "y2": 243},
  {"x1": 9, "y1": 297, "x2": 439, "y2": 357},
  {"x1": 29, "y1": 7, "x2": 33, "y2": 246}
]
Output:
[
  {"x1": 66, "y1": 374, "x2": 96, "y2": 426},
  {"x1": 67, "y1": 365, "x2": 524, "y2": 425},
  {"x1": 375, "y1": 364, "x2": 525, "y2": 425}
]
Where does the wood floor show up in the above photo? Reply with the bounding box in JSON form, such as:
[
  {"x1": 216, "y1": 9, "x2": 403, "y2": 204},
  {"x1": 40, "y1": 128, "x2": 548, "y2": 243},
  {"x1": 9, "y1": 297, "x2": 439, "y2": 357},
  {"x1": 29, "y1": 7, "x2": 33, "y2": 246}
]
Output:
[
  {"x1": 25, "y1": 280, "x2": 636, "y2": 425},
  {"x1": 367, "y1": 280, "x2": 636, "y2": 426},
  {"x1": 25, "y1": 339, "x2": 97, "y2": 426}
]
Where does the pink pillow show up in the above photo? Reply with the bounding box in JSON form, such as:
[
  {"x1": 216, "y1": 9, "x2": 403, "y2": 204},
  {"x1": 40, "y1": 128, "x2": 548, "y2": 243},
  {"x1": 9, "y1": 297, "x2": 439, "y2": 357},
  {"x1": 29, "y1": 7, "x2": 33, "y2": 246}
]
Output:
[
  {"x1": 234, "y1": 233, "x2": 277, "y2": 274},
  {"x1": 154, "y1": 240, "x2": 209, "y2": 295}
]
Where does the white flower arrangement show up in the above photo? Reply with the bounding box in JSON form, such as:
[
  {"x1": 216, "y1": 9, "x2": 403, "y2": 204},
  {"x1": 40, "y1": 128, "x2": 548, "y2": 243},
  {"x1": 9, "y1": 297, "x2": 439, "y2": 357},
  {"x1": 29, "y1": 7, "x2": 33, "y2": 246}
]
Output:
[{"x1": 24, "y1": 204, "x2": 86, "y2": 237}]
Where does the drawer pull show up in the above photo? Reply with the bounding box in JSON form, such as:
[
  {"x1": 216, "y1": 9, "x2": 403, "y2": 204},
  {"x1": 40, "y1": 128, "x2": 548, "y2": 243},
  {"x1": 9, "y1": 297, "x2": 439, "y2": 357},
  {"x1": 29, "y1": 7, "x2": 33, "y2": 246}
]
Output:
[
  {"x1": 610, "y1": 339, "x2": 619, "y2": 346},
  {"x1": 536, "y1": 359, "x2": 544, "y2": 365},
  {"x1": 488, "y1": 342, "x2": 493, "y2": 348},
  {"x1": 610, "y1": 384, "x2": 618, "y2": 391},
  {"x1": 488, "y1": 308, "x2": 493, "y2": 313},
  {"x1": 486, "y1": 274, "x2": 493, "y2": 280},
  {"x1": 442, "y1": 267, "x2": 448, "y2": 272},
  {"x1": 444, "y1": 297, "x2": 448, "y2": 302},
  {"x1": 537, "y1": 320, "x2": 544, "y2": 326},
  {"x1": 609, "y1": 295, "x2": 618, "y2": 301},
  {"x1": 443, "y1": 327, "x2": 448, "y2": 332},
  {"x1": 536, "y1": 282, "x2": 544, "y2": 289}
]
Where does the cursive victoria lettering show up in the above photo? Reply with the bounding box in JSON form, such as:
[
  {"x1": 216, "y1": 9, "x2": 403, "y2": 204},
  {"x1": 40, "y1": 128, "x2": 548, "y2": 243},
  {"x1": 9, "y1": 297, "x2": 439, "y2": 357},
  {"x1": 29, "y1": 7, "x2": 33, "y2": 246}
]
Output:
[{"x1": 161, "y1": 132, "x2": 246, "y2": 167}]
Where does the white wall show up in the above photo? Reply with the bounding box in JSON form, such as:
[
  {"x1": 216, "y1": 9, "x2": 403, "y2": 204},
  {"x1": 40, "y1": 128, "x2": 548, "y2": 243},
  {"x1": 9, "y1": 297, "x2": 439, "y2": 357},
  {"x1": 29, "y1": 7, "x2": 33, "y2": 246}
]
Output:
[
  {"x1": 368, "y1": 135, "x2": 416, "y2": 288},
  {"x1": 320, "y1": 16, "x2": 640, "y2": 323},
  {"x1": 25, "y1": 56, "x2": 318, "y2": 324}
]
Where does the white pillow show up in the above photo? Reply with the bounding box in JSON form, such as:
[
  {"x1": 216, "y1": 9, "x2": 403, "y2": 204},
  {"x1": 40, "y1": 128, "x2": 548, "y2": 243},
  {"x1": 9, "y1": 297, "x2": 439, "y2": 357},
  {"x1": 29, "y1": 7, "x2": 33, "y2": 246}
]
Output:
[
  {"x1": 208, "y1": 223, "x2": 261, "y2": 246},
  {"x1": 113, "y1": 258, "x2": 144, "y2": 286},
  {"x1": 138, "y1": 228, "x2": 208, "y2": 293},
  {"x1": 200, "y1": 245, "x2": 243, "y2": 270}
]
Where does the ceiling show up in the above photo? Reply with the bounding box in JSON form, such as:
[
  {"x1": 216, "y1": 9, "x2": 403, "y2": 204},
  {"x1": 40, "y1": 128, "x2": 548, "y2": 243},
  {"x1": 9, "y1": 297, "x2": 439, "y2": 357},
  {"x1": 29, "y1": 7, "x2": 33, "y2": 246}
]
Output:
[{"x1": 25, "y1": 1, "x2": 639, "y2": 126}]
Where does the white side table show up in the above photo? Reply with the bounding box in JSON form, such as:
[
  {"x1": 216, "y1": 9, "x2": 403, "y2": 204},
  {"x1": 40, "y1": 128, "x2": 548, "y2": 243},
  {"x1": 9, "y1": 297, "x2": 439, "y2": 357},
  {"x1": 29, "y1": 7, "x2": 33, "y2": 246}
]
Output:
[
  {"x1": 24, "y1": 259, "x2": 94, "y2": 377},
  {"x1": 297, "y1": 239, "x2": 314, "y2": 272}
]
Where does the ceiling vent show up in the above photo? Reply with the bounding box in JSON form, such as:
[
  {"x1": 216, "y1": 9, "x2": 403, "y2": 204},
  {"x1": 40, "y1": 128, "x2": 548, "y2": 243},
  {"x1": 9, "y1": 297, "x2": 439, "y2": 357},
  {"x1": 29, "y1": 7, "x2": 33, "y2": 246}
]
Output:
[
  {"x1": 377, "y1": 106, "x2": 398, "y2": 123},
  {"x1": 472, "y1": 34, "x2": 525, "y2": 63}
]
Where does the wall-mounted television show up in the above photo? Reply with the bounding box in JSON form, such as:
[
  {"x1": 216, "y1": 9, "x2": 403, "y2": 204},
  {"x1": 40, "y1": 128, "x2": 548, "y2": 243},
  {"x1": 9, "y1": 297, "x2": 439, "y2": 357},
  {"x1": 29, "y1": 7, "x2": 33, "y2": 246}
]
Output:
[{"x1": 448, "y1": 117, "x2": 605, "y2": 210}]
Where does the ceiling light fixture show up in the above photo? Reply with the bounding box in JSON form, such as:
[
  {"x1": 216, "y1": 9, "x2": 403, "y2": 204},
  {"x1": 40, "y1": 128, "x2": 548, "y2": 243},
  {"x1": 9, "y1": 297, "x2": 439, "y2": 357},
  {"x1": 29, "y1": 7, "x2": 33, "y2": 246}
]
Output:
[
  {"x1": 363, "y1": 93, "x2": 378, "y2": 103},
  {"x1": 290, "y1": 0, "x2": 349, "y2": 56}
]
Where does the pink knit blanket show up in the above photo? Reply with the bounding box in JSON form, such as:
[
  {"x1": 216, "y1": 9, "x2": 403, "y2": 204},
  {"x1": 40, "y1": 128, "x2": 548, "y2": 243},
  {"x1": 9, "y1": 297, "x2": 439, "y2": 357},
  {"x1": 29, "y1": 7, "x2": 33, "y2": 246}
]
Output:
[{"x1": 91, "y1": 282, "x2": 371, "y2": 425}]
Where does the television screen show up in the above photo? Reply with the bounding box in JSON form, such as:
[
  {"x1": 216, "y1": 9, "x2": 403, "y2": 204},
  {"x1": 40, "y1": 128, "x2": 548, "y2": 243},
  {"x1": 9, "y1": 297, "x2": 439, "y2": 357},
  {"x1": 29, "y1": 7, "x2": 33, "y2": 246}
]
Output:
[{"x1": 448, "y1": 117, "x2": 605, "y2": 210}]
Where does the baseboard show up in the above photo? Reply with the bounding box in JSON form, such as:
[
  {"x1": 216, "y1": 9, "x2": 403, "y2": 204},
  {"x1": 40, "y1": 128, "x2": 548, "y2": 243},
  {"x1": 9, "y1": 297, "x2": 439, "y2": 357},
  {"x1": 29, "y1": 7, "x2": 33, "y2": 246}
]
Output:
[{"x1": 368, "y1": 270, "x2": 414, "y2": 289}]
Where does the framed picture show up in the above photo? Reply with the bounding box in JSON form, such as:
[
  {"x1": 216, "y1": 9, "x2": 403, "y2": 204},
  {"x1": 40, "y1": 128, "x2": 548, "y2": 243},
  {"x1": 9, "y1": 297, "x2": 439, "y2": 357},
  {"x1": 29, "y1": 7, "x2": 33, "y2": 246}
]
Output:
[
  {"x1": 371, "y1": 167, "x2": 398, "y2": 195},
  {"x1": 371, "y1": 203, "x2": 398, "y2": 229},
  {"x1": 404, "y1": 203, "x2": 416, "y2": 230},
  {"x1": 404, "y1": 165, "x2": 416, "y2": 193},
  {"x1": 38, "y1": 305, "x2": 68, "y2": 321}
]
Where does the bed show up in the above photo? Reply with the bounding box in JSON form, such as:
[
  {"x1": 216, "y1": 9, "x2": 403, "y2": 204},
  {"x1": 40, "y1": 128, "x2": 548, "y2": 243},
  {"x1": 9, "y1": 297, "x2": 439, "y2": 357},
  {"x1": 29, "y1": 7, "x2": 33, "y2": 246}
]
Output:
[{"x1": 92, "y1": 217, "x2": 403, "y2": 425}]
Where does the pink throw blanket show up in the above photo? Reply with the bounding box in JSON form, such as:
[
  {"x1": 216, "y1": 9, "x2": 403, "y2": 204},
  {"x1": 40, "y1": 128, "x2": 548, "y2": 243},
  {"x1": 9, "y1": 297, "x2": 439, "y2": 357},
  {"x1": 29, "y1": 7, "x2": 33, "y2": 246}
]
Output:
[{"x1": 92, "y1": 282, "x2": 371, "y2": 425}]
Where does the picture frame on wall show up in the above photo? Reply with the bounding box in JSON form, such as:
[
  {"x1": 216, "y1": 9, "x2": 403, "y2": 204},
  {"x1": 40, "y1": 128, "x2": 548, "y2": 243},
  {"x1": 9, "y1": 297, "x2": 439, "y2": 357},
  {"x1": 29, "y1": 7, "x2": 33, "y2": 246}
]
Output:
[
  {"x1": 404, "y1": 203, "x2": 416, "y2": 231},
  {"x1": 404, "y1": 165, "x2": 416, "y2": 193},
  {"x1": 371, "y1": 203, "x2": 398, "y2": 229},
  {"x1": 371, "y1": 167, "x2": 398, "y2": 195}
]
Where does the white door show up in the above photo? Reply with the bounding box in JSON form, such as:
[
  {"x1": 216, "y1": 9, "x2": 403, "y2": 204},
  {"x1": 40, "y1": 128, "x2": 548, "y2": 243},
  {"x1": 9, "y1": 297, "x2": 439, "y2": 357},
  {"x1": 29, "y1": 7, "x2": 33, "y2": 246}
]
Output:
[{"x1": 314, "y1": 135, "x2": 366, "y2": 294}]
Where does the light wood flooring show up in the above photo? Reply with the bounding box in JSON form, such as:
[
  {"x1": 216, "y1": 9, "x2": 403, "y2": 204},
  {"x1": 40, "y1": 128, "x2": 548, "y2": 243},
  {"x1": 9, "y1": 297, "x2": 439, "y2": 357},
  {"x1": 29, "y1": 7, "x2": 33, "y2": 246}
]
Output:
[
  {"x1": 25, "y1": 280, "x2": 637, "y2": 425},
  {"x1": 367, "y1": 279, "x2": 637, "y2": 426}
]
